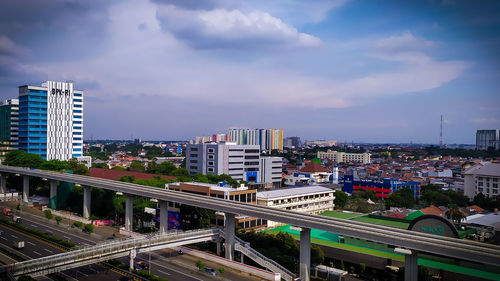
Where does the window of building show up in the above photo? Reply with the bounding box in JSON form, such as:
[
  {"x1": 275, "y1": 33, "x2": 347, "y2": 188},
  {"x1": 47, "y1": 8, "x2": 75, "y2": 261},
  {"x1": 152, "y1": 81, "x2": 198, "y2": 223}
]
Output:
[
  {"x1": 207, "y1": 167, "x2": 214, "y2": 172},
  {"x1": 208, "y1": 154, "x2": 215, "y2": 160},
  {"x1": 478, "y1": 182, "x2": 483, "y2": 186},
  {"x1": 190, "y1": 147, "x2": 198, "y2": 152},
  {"x1": 208, "y1": 161, "x2": 214, "y2": 166},
  {"x1": 190, "y1": 154, "x2": 198, "y2": 157},
  {"x1": 189, "y1": 165, "x2": 197, "y2": 170},
  {"x1": 208, "y1": 148, "x2": 215, "y2": 153},
  {"x1": 189, "y1": 160, "x2": 197, "y2": 163}
]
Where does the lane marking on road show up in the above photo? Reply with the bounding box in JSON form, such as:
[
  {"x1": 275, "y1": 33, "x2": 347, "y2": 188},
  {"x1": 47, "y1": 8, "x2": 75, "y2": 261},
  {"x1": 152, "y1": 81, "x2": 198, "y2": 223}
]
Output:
[
  {"x1": 157, "y1": 269, "x2": 170, "y2": 276},
  {"x1": 33, "y1": 251, "x2": 42, "y2": 256},
  {"x1": 10, "y1": 234, "x2": 18, "y2": 239},
  {"x1": 159, "y1": 264, "x2": 203, "y2": 281},
  {"x1": 30, "y1": 224, "x2": 37, "y2": 228},
  {"x1": 76, "y1": 270, "x2": 88, "y2": 277},
  {"x1": 23, "y1": 217, "x2": 96, "y2": 244},
  {"x1": 26, "y1": 241, "x2": 36, "y2": 246},
  {"x1": 0, "y1": 237, "x2": 6, "y2": 240},
  {"x1": 44, "y1": 248, "x2": 53, "y2": 253}
]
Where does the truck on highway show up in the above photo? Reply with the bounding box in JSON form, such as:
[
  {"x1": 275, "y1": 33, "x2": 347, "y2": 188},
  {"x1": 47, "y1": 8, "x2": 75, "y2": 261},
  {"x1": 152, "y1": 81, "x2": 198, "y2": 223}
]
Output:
[
  {"x1": 1, "y1": 208, "x2": 12, "y2": 216},
  {"x1": 13, "y1": 241, "x2": 24, "y2": 249}
]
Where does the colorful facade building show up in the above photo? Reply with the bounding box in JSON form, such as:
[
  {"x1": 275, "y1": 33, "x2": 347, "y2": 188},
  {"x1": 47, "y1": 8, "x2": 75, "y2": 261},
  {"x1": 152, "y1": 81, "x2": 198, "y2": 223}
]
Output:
[{"x1": 343, "y1": 176, "x2": 420, "y2": 198}]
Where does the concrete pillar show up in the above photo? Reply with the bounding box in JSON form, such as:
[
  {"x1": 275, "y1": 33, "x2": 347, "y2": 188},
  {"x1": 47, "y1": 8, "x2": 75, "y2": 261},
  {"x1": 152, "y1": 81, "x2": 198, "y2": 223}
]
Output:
[
  {"x1": 83, "y1": 186, "x2": 91, "y2": 219},
  {"x1": 216, "y1": 239, "x2": 222, "y2": 256},
  {"x1": 0, "y1": 173, "x2": 6, "y2": 194},
  {"x1": 241, "y1": 253, "x2": 245, "y2": 264},
  {"x1": 125, "y1": 194, "x2": 134, "y2": 231},
  {"x1": 49, "y1": 180, "x2": 57, "y2": 209},
  {"x1": 129, "y1": 249, "x2": 136, "y2": 271},
  {"x1": 300, "y1": 227, "x2": 311, "y2": 281},
  {"x1": 22, "y1": 175, "x2": 29, "y2": 204},
  {"x1": 404, "y1": 251, "x2": 418, "y2": 281},
  {"x1": 159, "y1": 200, "x2": 168, "y2": 233},
  {"x1": 224, "y1": 213, "x2": 235, "y2": 261}
]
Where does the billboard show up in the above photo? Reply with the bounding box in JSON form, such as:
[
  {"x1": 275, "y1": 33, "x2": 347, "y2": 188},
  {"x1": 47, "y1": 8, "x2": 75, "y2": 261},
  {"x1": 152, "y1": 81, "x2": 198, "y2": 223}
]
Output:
[
  {"x1": 408, "y1": 215, "x2": 459, "y2": 238},
  {"x1": 155, "y1": 209, "x2": 181, "y2": 230},
  {"x1": 343, "y1": 175, "x2": 354, "y2": 194}
]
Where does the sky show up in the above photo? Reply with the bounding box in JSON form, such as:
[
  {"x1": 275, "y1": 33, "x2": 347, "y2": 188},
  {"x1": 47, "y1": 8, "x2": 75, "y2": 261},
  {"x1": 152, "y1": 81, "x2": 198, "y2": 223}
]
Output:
[{"x1": 0, "y1": 0, "x2": 499, "y2": 144}]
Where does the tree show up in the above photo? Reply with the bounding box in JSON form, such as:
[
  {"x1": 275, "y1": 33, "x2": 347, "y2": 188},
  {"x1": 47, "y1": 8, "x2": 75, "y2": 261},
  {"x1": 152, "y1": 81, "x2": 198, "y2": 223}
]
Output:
[
  {"x1": 3, "y1": 150, "x2": 44, "y2": 168},
  {"x1": 386, "y1": 188, "x2": 415, "y2": 209},
  {"x1": 112, "y1": 166, "x2": 126, "y2": 171},
  {"x1": 66, "y1": 158, "x2": 89, "y2": 175},
  {"x1": 91, "y1": 162, "x2": 109, "y2": 169},
  {"x1": 180, "y1": 205, "x2": 215, "y2": 230},
  {"x1": 119, "y1": 175, "x2": 135, "y2": 183},
  {"x1": 446, "y1": 204, "x2": 465, "y2": 224},
  {"x1": 40, "y1": 159, "x2": 67, "y2": 171},
  {"x1": 129, "y1": 161, "x2": 145, "y2": 172},
  {"x1": 334, "y1": 190, "x2": 348, "y2": 209}
]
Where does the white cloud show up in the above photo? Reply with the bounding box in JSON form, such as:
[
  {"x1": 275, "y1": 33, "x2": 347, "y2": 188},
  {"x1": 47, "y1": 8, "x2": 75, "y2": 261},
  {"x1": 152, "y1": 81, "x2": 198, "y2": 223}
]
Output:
[
  {"x1": 156, "y1": 6, "x2": 321, "y2": 49},
  {"x1": 373, "y1": 31, "x2": 436, "y2": 52}
]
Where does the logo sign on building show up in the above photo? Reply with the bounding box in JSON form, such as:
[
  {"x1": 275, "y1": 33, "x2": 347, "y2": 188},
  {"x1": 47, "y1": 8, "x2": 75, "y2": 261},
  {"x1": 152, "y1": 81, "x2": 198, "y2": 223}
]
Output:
[{"x1": 407, "y1": 215, "x2": 459, "y2": 238}]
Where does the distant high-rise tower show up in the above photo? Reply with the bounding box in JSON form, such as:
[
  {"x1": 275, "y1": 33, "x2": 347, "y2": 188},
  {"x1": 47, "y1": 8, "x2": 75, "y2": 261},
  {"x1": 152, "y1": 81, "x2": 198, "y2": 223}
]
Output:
[{"x1": 439, "y1": 115, "x2": 443, "y2": 147}]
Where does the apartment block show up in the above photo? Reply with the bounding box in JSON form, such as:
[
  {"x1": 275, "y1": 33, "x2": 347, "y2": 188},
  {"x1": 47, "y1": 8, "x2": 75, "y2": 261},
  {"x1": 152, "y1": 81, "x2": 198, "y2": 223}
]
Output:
[{"x1": 317, "y1": 150, "x2": 371, "y2": 164}]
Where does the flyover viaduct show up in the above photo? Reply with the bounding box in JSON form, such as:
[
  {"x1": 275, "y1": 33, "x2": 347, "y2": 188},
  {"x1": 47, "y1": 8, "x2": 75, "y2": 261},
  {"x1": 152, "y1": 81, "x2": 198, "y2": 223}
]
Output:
[{"x1": 1, "y1": 165, "x2": 499, "y2": 281}]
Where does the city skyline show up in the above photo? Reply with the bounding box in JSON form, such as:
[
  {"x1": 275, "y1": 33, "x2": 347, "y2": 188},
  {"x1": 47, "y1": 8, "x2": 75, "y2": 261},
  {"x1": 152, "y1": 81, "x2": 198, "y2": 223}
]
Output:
[{"x1": 0, "y1": 1, "x2": 499, "y2": 144}]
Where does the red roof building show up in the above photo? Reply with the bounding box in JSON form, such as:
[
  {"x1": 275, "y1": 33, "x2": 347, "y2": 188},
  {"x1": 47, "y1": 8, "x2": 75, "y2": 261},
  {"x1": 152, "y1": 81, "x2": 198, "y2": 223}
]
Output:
[
  {"x1": 90, "y1": 168, "x2": 177, "y2": 181},
  {"x1": 300, "y1": 162, "x2": 329, "y2": 173}
]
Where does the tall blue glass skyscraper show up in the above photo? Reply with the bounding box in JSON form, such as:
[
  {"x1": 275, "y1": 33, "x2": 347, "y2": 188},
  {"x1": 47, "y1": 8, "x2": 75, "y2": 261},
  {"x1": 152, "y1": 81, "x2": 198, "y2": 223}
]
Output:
[{"x1": 18, "y1": 81, "x2": 83, "y2": 160}]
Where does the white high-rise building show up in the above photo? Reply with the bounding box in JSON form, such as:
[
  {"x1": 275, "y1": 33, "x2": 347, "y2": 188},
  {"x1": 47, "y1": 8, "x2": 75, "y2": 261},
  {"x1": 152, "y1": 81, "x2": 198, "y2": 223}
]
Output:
[{"x1": 18, "y1": 81, "x2": 83, "y2": 160}]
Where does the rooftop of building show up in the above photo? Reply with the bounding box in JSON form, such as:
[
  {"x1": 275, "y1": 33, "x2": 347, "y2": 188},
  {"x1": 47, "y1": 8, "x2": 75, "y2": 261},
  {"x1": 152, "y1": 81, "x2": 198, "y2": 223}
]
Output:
[
  {"x1": 464, "y1": 162, "x2": 500, "y2": 177},
  {"x1": 256, "y1": 185, "x2": 333, "y2": 199},
  {"x1": 300, "y1": 162, "x2": 329, "y2": 173},
  {"x1": 168, "y1": 181, "x2": 250, "y2": 192},
  {"x1": 90, "y1": 168, "x2": 177, "y2": 181}
]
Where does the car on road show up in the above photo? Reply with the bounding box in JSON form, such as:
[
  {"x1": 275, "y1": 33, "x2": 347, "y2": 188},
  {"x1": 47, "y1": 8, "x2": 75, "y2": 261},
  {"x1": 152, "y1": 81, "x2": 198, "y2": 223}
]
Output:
[
  {"x1": 204, "y1": 266, "x2": 217, "y2": 276},
  {"x1": 134, "y1": 261, "x2": 149, "y2": 270},
  {"x1": 13, "y1": 241, "x2": 24, "y2": 249},
  {"x1": 11, "y1": 215, "x2": 22, "y2": 223}
]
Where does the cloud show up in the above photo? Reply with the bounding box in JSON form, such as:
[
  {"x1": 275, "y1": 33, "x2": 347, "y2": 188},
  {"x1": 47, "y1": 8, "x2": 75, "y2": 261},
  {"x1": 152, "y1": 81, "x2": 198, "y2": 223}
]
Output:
[
  {"x1": 156, "y1": 6, "x2": 321, "y2": 49},
  {"x1": 373, "y1": 31, "x2": 436, "y2": 52},
  {"x1": 0, "y1": 35, "x2": 31, "y2": 57},
  {"x1": 471, "y1": 118, "x2": 500, "y2": 124}
]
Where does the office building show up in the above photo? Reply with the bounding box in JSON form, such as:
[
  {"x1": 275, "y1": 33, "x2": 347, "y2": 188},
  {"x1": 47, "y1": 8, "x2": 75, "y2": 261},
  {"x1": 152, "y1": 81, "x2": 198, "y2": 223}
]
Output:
[
  {"x1": 284, "y1": 136, "x2": 302, "y2": 148},
  {"x1": 343, "y1": 176, "x2": 421, "y2": 198},
  {"x1": 229, "y1": 128, "x2": 283, "y2": 151},
  {"x1": 18, "y1": 81, "x2": 83, "y2": 160},
  {"x1": 186, "y1": 142, "x2": 261, "y2": 182},
  {"x1": 464, "y1": 162, "x2": 500, "y2": 198},
  {"x1": 476, "y1": 130, "x2": 500, "y2": 150},
  {"x1": 317, "y1": 150, "x2": 371, "y2": 164},
  {"x1": 186, "y1": 142, "x2": 282, "y2": 185},
  {"x1": 0, "y1": 99, "x2": 19, "y2": 158},
  {"x1": 257, "y1": 185, "x2": 335, "y2": 227},
  {"x1": 259, "y1": 156, "x2": 283, "y2": 188}
]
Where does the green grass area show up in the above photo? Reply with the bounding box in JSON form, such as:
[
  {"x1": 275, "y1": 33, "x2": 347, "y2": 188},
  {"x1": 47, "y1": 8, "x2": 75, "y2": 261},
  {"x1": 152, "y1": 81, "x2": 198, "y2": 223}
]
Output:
[
  {"x1": 319, "y1": 210, "x2": 362, "y2": 219},
  {"x1": 350, "y1": 216, "x2": 410, "y2": 229},
  {"x1": 267, "y1": 225, "x2": 500, "y2": 280}
]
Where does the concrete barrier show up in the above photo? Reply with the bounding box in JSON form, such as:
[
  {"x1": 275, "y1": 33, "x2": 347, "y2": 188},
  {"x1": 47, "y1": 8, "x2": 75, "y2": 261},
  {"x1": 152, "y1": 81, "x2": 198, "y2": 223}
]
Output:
[
  {"x1": 41, "y1": 206, "x2": 91, "y2": 224},
  {"x1": 174, "y1": 246, "x2": 281, "y2": 281},
  {"x1": 119, "y1": 227, "x2": 145, "y2": 238}
]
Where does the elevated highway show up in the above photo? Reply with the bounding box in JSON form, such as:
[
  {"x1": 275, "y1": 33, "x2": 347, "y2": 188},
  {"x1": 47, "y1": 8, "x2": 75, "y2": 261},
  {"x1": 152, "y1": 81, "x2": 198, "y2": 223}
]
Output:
[
  {"x1": 1, "y1": 165, "x2": 500, "y2": 281},
  {"x1": 0, "y1": 228, "x2": 218, "y2": 277}
]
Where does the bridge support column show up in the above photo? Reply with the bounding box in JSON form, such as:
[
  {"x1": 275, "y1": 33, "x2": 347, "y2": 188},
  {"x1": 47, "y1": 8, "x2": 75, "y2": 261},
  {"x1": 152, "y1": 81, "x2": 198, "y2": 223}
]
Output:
[
  {"x1": 49, "y1": 180, "x2": 57, "y2": 210},
  {"x1": 300, "y1": 227, "x2": 311, "y2": 281},
  {"x1": 129, "y1": 249, "x2": 136, "y2": 272},
  {"x1": 404, "y1": 251, "x2": 418, "y2": 281},
  {"x1": 22, "y1": 175, "x2": 29, "y2": 204},
  {"x1": 83, "y1": 186, "x2": 91, "y2": 219},
  {"x1": 126, "y1": 194, "x2": 133, "y2": 231},
  {"x1": 224, "y1": 212, "x2": 235, "y2": 261},
  {"x1": 159, "y1": 200, "x2": 168, "y2": 233},
  {"x1": 216, "y1": 239, "x2": 222, "y2": 256},
  {"x1": 0, "y1": 173, "x2": 6, "y2": 194}
]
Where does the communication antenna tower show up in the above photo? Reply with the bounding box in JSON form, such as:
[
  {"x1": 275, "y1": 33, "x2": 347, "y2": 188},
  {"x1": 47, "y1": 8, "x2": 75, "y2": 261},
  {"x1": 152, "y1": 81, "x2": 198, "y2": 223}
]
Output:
[{"x1": 440, "y1": 115, "x2": 443, "y2": 147}]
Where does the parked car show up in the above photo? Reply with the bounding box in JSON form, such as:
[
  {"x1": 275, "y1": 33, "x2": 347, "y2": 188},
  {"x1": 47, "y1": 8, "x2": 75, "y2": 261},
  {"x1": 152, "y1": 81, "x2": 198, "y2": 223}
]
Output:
[{"x1": 204, "y1": 267, "x2": 217, "y2": 276}]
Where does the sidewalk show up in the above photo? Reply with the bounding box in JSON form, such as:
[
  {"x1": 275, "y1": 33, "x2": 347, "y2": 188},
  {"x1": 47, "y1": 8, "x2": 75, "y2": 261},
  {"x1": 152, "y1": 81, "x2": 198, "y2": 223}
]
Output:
[{"x1": 0, "y1": 201, "x2": 125, "y2": 240}]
